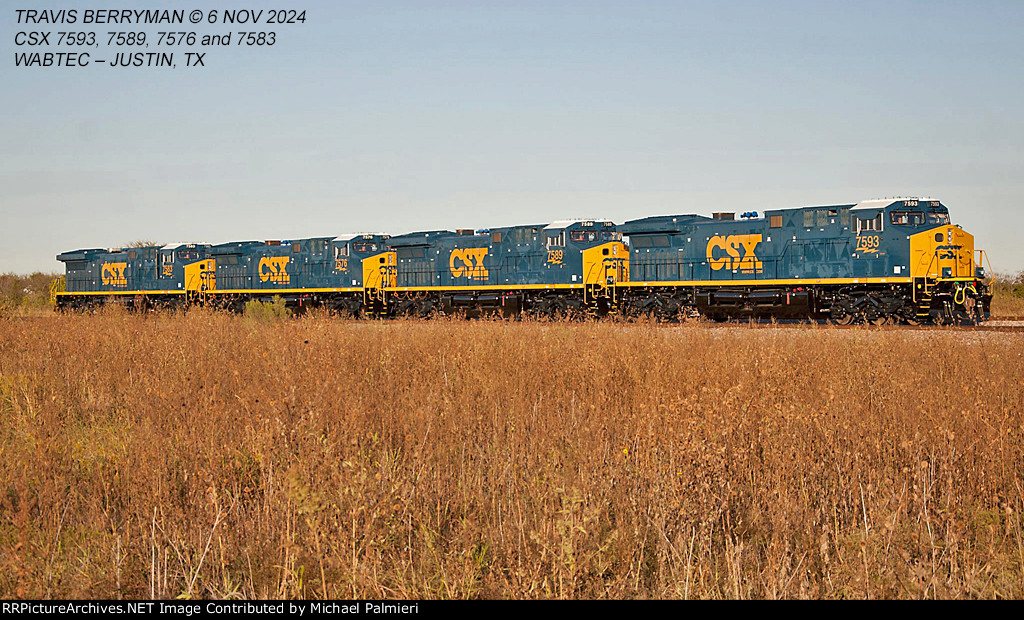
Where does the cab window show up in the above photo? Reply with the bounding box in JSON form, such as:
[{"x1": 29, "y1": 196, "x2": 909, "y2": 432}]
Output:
[
  {"x1": 570, "y1": 231, "x2": 598, "y2": 243},
  {"x1": 890, "y1": 211, "x2": 924, "y2": 225}
]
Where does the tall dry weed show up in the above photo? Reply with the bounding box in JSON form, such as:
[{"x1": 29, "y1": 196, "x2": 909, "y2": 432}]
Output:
[{"x1": 0, "y1": 311, "x2": 1022, "y2": 598}]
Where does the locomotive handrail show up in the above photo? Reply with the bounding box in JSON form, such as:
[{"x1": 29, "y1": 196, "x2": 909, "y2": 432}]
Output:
[
  {"x1": 634, "y1": 252, "x2": 801, "y2": 281},
  {"x1": 630, "y1": 256, "x2": 692, "y2": 281},
  {"x1": 975, "y1": 249, "x2": 993, "y2": 282},
  {"x1": 48, "y1": 275, "x2": 66, "y2": 305},
  {"x1": 920, "y1": 250, "x2": 939, "y2": 281},
  {"x1": 919, "y1": 245, "x2": 978, "y2": 283}
]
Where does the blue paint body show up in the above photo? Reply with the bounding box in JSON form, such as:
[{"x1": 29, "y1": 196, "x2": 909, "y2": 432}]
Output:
[
  {"x1": 388, "y1": 221, "x2": 621, "y2": 288},
  {"x1": 56, "y1": 236, "x2": 392, "y2": 295},
  {"x1": 620, "y1": 199, "x2": 951, "y2": 282},
  {"x1": 57, "y1": 244, "x2": 208, "y2": 293},
  {"x1": 54, "y1": 200, "x2": 955, "y2": 296}
]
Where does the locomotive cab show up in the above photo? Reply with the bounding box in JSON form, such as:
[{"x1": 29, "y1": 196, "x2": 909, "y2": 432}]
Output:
[
  {"x1": 158, "y1": 243, "x2": 212, "y2": 293},
  {"x1": 542, "y1": 220, "x2": 627, "y2": 285},
  {"x1": 544, "y1": 220, "x2": 628, "y2": 313},
  {"x1": 329, "y1": 234, "x2": 394, "y2": 315},
  {"x1": 331, "y1": 234, "x2": 392, "y2": 288},
  {"x1": 853, "y1": 198, "x2": 990, "y2": 323}
]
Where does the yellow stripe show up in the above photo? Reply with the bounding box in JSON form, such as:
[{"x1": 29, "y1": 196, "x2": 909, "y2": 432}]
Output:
[
  {"x1": 56, "y1": 290, "x2": 186, "y2": 296},
  {"x1": 57, "y1": 287, "x2": 364, "y2": 296},
  {"x1": 58, "y1": 278, "x2": 925, "y2": 298},
  {"x1": 212, "y1": 287, "x2": 364, "y2": 294},
  {"x1": 620, "y1": 277, "x2": 913, "y2": 287},
  {"x1": 388, "y1": 284, "x2": 583, "y2": 292}
]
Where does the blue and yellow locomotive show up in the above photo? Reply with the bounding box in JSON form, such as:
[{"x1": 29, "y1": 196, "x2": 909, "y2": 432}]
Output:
[
  {"x1": 619, "y1": 198, "x2": 990, "y2": 324},
  {"x1": 54, "y1": 197, "x2": 991, "y2": 324},
  {"x1": 384, "y1": 220, "x2": 627, "y2": 317},
  {"x1": 56, "y1": 243, "x2": 209, "y2": 301},
  {"x1": 55, "y1": 234, "x2": 393, "y2": 315}
]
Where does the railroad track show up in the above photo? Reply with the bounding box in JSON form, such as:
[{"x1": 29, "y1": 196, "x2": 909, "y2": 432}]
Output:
[{"x1": 679, "y1": 320, "x2": 1024, "y2": 333}]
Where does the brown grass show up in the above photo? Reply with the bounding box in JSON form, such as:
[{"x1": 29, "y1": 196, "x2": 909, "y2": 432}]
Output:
[
  {"x1": 1, "y1": 310, "x2": 1022, "y2": 599},
  {"x1": 991, "y1": 272, "x2": 1024, "y2": 318}
]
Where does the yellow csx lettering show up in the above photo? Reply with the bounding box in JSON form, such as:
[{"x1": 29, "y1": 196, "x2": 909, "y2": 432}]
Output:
[
  {"x1": 101, "y1": 262, "x2": 128, "y2": 286},
  {"x1": 258, "y1": 256, "x2": 291, "y2": 284},
  {"x1": 707, "y1": 234, "x2": 763, "y2": 273},
  {"x1": 449, "y1": 248, "x2": 489, "y2": 280}
]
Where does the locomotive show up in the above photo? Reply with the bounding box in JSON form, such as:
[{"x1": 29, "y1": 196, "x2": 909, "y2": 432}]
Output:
[
  {"x1": 54, "y1": 198, "x2": 992, "y2": 324},
  {"x1": 385, "y1": 220, "x2": 626, "y2": 318}
]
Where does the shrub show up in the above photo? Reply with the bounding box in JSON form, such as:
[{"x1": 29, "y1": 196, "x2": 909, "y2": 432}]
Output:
[
  {"x1": 0, "y1": 272, "x2": 61, "y2": 315},
  {"x1": 243, "y1": 296, "x2": 292, "y2": 321}
]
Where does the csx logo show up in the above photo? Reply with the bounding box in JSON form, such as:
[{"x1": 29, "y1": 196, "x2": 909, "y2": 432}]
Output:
[
  {"x1": 258, "y1": 256, "x2": 290, "y2": 284},
  {"x1": 449, "y1": 248, "x2": 489, "y2": 280},
  {"x1": 936, "y1": 244, "x2": 964, "y2": 261},
  {"x1": 101, "y1": 262, "x2": 128, "y2": 287},
  {"x1": 707, "y1": 234, "x2": 763, "y2": 273}
]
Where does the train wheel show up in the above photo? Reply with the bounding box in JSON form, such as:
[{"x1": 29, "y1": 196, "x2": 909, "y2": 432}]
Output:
[
  {"x1": 414, "y1": 299, "x2": 435, "y2": 318},
  {"x1": 679, "y1": 308, "x2": 701, "y2": 324},
  {"x1": 540, "y1": 298, "x2": 568, "y2": 321},
  {"x1": 828, "y1": 302, "x2": 854, "y2": 325},
  {"x1": 973, "y1": 302, "x2": 986, "y2": 323},
  {"x1": 953, "y1": 307, "x2": 977, "y2": 326},
  {"x1": 932, "y1": 304, "x2": 952, "y2": 326}
]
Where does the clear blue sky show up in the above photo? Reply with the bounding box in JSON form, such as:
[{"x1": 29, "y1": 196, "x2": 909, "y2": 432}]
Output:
[{"x1": 3, "y1": 0, "x2": 1023, "y2": 273}]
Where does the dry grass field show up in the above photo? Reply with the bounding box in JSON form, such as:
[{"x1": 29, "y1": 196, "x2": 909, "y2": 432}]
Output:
[
  {"x1": 991, "y1": 273, "x2": 1024, "y2": 318},
  {"x1": 1, "y1": 310, "x2": 1022, "y2": 599}
]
